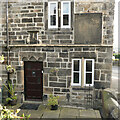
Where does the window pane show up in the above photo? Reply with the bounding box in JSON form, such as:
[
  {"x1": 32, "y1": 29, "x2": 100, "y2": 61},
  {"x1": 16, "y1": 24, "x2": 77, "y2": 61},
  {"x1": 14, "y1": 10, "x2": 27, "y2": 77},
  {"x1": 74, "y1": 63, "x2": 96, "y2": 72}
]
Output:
[
  {"x1": 86, "y1": 73, "x2": 92, "y2": 84},
  {"x1": 86, "y1": 61, "x2": 92, "y2": 72},
  {"x1": 50, "y1": 15, "x2": 56, "y2": 25},
  {"x1": 50, "y1": 3, "x2": 56, "y2": 14},
  {"x1": 73, "y1": 73, "x2": 79, "y2": 83},
  {"x1": 63, "y1": 3, "x2": 69, "y2": 13},
  {"x1": 74, "y1": 60, "x2": 79, "y2": 71},
  {"x1": 63, "y1": 15, "x2": 69, "y2": 25}
]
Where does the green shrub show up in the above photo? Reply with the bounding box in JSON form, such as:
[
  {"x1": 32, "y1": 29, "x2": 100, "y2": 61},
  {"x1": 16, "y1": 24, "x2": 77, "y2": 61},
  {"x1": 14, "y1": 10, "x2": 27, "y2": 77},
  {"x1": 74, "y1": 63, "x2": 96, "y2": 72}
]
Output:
[
  {"x1": 113, "y1": 53, "x2": 120, "y2": 59},
  {"x1": 4, "y1": 83, "x2": 17, "y2": 102},
  {"x1": 48, "y1": 94, "x2": 59, "y2": 106}
]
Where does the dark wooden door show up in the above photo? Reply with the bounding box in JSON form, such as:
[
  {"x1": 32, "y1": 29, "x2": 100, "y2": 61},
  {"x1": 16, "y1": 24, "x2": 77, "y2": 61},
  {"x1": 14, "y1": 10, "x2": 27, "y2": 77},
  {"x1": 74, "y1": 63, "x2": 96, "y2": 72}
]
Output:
[{"x1": 24, "y1": 61, "x2": 43, "y2": 101}]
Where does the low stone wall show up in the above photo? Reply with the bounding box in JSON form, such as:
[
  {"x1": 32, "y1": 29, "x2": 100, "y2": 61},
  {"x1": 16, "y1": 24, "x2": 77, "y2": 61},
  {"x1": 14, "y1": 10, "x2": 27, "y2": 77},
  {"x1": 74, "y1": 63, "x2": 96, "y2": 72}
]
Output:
[{"x1": 102, "y1": 88, "x2": 120, "y2": 119}]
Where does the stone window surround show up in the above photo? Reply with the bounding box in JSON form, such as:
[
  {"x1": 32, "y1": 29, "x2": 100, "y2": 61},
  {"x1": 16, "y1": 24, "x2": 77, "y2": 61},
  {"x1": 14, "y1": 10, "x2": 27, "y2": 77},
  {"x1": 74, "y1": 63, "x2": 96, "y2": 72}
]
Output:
[{"x1": 72, "y1": 58, "x2": 94, "y2": 87}]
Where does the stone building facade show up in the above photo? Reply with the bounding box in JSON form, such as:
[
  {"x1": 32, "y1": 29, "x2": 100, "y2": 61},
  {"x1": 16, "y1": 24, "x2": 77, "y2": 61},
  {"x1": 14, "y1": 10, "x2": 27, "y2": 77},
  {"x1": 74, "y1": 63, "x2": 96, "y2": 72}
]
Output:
[{"x1": 0, "y1": 0, "x2": 114, "y2": 107}]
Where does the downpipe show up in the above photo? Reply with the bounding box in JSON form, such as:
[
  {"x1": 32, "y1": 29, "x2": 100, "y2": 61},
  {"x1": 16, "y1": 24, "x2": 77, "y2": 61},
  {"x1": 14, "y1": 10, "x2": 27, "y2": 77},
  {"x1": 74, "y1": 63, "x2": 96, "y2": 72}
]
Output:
[{"x1": 6, "y1": 0, "x2": 10, "y2": 97}]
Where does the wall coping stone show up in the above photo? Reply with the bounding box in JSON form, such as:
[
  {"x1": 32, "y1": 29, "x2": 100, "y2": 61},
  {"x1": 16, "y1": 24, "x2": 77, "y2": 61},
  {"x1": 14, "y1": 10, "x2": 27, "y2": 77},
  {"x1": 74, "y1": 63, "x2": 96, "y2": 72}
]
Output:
[{"x1": 104, "y1": 88, "x2": 119, "y2": 101}]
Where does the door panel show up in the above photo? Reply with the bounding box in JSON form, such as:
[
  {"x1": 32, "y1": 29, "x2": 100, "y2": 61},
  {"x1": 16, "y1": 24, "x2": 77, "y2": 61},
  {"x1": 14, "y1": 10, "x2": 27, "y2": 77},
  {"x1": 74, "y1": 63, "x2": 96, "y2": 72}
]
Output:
[{"x1": 24, "y1": 61, "x2": 43, "y2": 101}]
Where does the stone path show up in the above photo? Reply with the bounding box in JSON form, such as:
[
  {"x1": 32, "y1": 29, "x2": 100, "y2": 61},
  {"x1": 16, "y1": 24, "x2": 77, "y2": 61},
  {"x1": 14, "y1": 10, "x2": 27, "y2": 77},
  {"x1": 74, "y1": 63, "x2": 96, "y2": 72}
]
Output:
[{"x1": 16, "y1": 104, "x2": 102, "y2": 119}]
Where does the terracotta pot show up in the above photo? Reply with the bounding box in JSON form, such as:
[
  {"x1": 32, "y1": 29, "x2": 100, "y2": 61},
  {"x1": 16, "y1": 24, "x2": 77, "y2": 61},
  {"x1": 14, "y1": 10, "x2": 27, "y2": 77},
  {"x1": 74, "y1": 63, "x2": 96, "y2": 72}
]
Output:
[{"x1": 51, "y1": 105, "x2": 58, "y2": 110}]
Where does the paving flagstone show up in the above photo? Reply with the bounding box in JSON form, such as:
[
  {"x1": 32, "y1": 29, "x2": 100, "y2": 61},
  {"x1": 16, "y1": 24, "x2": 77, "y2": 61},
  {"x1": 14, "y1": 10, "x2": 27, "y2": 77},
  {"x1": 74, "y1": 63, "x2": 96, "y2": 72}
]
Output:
[
  {"x1": 12, "y1": 104, "x2": 101, "y2": 119},
  {"x1": 79, "y1": 109, "x2": 98, "y2": 118},
  {"x1": 60, "y1": 107, "x2": 79, "y2": 118},
  {"x1": 42, "y1": 108, "x2": 60, "y2": 118},
  {"x1": 95, "y1": 110, "x2": 102, "y2": 118},
  {"x1": 18, "y1": 110, "x2": 29, "y2": 116},
  {"x1": 28, "y1": 110, "x2": 43, "y2": 118},
  {"x1": 29, "y1": 105, "x2": 47, "y2": 118}
]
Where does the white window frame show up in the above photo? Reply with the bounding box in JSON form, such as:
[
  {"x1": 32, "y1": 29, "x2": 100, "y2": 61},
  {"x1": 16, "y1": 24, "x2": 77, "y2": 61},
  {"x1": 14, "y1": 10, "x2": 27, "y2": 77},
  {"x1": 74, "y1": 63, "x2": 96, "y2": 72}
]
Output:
[
  {"x1": 84, "y1": 59, "x2": 94, "y2": 87},
  {"x1": 71, "y1": 59, "x2": 81, "y2": 86},
  {"x1": 61, "y1": 1, "x2": 71, "y2": 28},
  {"x1": 48, "y1": 2, "x2": 58, "y2": 29}
]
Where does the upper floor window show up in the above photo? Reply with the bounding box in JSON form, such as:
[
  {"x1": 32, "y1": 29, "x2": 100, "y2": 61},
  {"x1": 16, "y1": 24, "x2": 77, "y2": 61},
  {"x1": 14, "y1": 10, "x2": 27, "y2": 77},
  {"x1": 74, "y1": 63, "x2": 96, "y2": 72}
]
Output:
[
  {"x1": 48, "y1": 1, "x2": 71, "y2": 29},
  {"x1": 61, "y1": 1, "x2": 71, "y2": 28},
  {"x1": 48, "y1": 2, "x2": 58, "y2": 28}
]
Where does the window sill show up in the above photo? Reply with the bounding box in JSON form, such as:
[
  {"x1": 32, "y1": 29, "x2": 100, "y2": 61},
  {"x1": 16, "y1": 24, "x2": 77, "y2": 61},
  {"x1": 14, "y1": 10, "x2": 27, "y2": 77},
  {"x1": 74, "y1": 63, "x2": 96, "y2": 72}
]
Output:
[
  {"x1": 47, "y1": 27, "x2": 73, "y2": 31},
  {"x1": 72, "y1": 86, "x2": 94, "y2": 91}
]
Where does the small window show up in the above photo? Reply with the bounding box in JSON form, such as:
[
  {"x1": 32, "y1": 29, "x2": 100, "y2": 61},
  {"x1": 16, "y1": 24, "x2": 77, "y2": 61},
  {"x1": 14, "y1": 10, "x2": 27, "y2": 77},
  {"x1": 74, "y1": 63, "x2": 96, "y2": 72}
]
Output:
[
  {"x1": 29, "y1": 31, "x2": 38, "y2": 44},
  {"x1": 48, "y1": 2, "x2": 58, "y2": 28},
  {"x1": 72, "y1": 59, "x2": 81, "y2": 86},
  {"x1": 27, "y1": 31, "x2": 38, "y2": 44},
  {"x1": 61, "y1": 1, "x2": 71, "y2": 28},
  {"x1": 84, "y1": 59, "x2": 94, "y2": 86}
]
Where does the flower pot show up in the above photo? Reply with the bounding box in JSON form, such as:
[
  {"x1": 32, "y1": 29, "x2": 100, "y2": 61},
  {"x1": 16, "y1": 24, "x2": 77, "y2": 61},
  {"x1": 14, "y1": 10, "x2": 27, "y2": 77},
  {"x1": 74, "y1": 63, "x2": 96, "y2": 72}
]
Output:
[
  {"x1": 9, "y1": 99, "x2": 17, "y2": 106},
  {"x1": 51, "y1": 105, "x2": 58, "y2": 110}
]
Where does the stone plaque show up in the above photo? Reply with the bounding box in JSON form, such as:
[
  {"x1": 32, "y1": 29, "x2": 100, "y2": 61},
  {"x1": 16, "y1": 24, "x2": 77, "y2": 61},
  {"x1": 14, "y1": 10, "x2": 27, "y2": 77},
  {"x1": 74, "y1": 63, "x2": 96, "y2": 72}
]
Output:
[{"x1": 74, "y1": 13, "x2": 102, "y2": 44}]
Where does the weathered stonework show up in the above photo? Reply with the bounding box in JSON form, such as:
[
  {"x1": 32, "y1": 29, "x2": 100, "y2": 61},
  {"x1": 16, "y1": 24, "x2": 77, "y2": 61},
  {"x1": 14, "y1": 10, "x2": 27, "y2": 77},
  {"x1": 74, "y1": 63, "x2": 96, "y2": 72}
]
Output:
[{"x1": 1, "y1": 0, "x2": 114, "y2": 107}]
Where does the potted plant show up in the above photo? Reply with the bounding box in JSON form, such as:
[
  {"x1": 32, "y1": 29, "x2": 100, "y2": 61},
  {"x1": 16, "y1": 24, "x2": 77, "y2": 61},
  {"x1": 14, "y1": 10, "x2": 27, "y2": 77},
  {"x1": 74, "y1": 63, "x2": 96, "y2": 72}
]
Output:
[
  {"x1": 48, "y1": 94, "x2": 59, "y2": 110},
  {"x1": 0, "y1": 55, "x2": 4, "y2": 63},
  {"x1": 6, "y1": 65, "x2": 16, "y2": 74},
  {"x1": 4, "y1": 83, "x2": 17, "y2": 106}
]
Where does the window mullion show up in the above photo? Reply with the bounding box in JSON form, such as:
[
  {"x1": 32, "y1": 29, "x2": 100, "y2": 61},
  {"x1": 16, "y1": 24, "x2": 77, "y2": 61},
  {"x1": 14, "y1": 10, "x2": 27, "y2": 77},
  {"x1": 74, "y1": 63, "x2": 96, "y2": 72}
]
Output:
[
  {"x1": 61, "y1": 2, "x2": 63, "y2": 28},
  {"x1": 56, "y1": 2, "x2": 58, "y2": 28},
  {"x1": 92, "y1": 59, "x2": 94, "y2": 86},
  {"x1": 79, "y1": 60, "x2": 81, "y2": 86}
]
